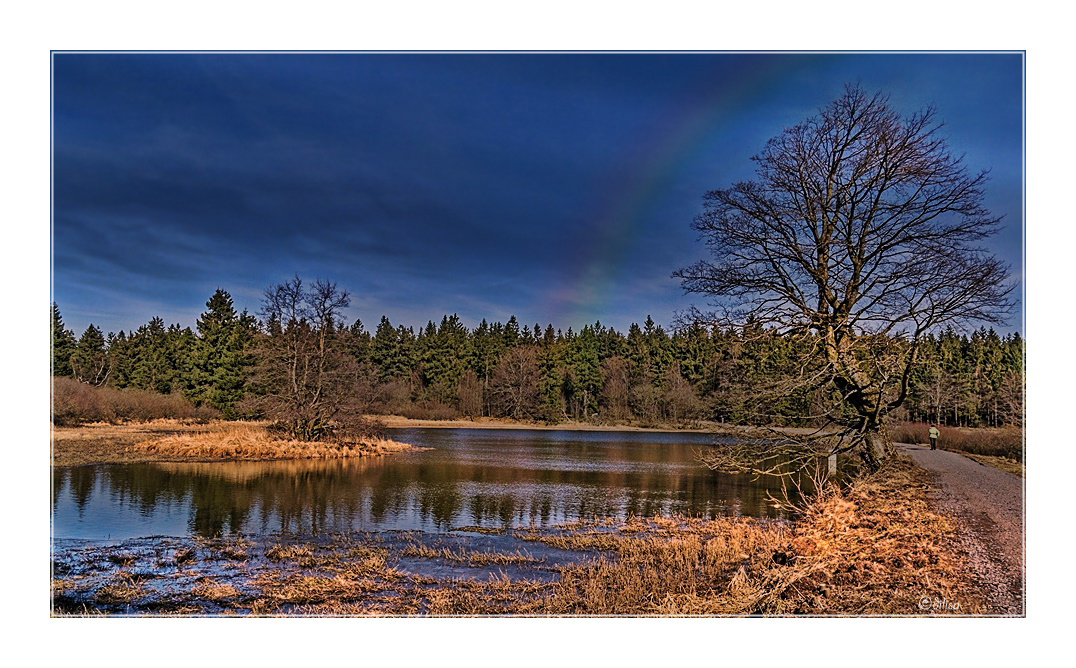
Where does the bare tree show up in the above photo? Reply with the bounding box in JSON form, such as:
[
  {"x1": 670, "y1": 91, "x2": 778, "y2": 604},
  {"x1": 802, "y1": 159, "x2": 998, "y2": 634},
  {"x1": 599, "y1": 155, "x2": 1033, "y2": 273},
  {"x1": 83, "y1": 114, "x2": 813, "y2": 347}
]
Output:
[
  {"x1": 247, "y1": 276, "x2": 373, "y2": 441},
  {"x1": 490, "y1": 345, "x2": 540, "y2": 420},
  {"x1": 676, "y1": 85, "x2": 1013, "y2": 470},
  {"x1": 457, "y1": 369, "x2": 484, "y2": 419},
  {"x1": 662, "y1": 362, "x2": 705, "y2": 426},
  {"x1": 600, "y1": 356, "x2": 631, "y2": 421}
]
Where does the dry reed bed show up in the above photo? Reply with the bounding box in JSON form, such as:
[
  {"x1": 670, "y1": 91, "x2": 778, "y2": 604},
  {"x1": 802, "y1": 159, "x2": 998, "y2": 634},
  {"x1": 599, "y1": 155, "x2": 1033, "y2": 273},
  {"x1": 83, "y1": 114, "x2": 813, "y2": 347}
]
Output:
[
  {"x1": 131, "y1": 423, "x2": 414, "y2": 461},
  {"x1": 421, "y1": 459, "x2": 983, "y2": 615}
]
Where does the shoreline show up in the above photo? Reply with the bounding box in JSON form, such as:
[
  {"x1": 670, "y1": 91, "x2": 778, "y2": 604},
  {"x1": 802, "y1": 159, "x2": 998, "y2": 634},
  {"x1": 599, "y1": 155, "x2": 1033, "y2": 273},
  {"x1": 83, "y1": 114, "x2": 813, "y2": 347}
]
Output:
[{"x1": 372, "y1": 414, "x2": 717, "y2": 434}]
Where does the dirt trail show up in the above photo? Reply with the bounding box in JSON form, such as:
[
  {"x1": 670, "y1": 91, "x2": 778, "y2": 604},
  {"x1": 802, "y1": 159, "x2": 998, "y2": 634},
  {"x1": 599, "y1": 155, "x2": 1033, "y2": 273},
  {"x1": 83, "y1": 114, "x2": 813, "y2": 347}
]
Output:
[{"x1": 897, "y1": 443, "x2": 1024, "y2": 615}]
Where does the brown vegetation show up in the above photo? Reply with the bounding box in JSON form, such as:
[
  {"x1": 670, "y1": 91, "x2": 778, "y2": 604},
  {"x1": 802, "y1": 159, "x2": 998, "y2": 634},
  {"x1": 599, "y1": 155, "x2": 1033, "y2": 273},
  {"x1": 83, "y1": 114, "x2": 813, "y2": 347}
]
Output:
[
  {"x1": 961, "y1": 454, "x2": 1024, "y2": 478},
  {"x1": 52, "y1": 419, "x2": 416, "y2": 467},
  {"x1": 131, "y1": 422, "x2": 414, "y2": 461},
  {"x1": 500, "y1": 459, "x2": 979, "y2": 615},
  {"x1": 371, "y1": 414, "x2": 711, "y2": 433},
  {"x1": 53, "y1": 419, "x2": 224, "y2": 467},
  {"x1": 53, "y1": 377, "x2": 218, "y2": 426},
  {"x1": 53, "y1": 456, "x2": 985, "y2": 616},
  {"x1": 890, "y1": 422, "x2": 1023, "y2": 462}
]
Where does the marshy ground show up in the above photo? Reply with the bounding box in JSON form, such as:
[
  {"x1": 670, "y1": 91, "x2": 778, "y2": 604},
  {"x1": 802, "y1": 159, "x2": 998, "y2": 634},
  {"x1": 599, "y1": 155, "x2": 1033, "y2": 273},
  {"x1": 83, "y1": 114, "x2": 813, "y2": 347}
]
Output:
[{"x1": 51, "y1": 457, "x2": 992, "y2": 616}]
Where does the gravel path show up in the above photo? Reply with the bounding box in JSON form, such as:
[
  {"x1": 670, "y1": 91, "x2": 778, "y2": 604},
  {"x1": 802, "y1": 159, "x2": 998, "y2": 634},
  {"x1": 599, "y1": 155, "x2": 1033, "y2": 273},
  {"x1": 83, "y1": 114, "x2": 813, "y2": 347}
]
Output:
[{"x1": 897, "y1": 443, "x2": 1024, "y2": 615}]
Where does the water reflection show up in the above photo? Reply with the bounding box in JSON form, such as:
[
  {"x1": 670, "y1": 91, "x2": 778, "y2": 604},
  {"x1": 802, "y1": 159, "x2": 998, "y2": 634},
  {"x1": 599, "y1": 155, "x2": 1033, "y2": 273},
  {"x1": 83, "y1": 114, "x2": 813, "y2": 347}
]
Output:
[{"x1": 53, "y1": 428, "x2": 792, "y2": 540}]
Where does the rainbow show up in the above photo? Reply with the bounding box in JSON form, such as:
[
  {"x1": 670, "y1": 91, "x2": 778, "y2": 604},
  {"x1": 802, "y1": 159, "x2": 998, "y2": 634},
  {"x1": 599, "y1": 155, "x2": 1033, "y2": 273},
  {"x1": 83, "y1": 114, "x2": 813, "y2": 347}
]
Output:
[{"x1": 538, "y1": 56, "x2": 809, "y2": 328}]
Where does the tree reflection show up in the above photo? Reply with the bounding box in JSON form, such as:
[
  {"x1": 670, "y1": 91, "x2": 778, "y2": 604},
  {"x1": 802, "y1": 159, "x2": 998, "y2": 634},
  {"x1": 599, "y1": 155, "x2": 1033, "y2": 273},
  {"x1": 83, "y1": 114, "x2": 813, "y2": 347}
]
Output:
[{"x1": 53, "y1": 430, "x2": 794, "y2": 539}]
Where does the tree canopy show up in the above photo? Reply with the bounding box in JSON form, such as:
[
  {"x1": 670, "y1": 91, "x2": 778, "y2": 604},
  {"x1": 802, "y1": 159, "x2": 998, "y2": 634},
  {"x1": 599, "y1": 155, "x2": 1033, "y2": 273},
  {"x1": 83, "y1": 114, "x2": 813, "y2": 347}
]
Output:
[{"x1": 676, "y1": 85, "x2": 1015, "y2": 468}]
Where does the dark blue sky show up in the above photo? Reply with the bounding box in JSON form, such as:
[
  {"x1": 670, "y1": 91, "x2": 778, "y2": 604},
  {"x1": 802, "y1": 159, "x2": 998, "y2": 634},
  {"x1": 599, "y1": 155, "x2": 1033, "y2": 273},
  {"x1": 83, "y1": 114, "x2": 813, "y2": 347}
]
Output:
[{"x1": 52, "y1": 52, "x2": 1023, "y2": 336}]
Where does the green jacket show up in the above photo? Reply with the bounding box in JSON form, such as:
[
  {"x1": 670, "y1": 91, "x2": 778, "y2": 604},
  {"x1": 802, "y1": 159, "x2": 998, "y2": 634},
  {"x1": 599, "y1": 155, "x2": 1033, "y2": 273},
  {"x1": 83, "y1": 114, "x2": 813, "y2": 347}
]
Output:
[{"x1": 928, "y1": 427, "x2": 940, "y2": 439}]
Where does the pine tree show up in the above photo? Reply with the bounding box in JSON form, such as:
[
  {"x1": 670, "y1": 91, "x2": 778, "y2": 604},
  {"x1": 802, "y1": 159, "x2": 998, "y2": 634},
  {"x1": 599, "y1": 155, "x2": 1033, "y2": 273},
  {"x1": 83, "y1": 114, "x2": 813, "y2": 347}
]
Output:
[
  {"x1": 187, "y1": 289, "x2": 254, "y2": 417},
  {"x1": 370, "y1": 316, "x2": 399, "y2": 382},
  {"x1": 127, "y1": 317, "x2": 171, "y2": 393},
  {"x1": 71, "y1": 324, "x2": 110, "y2": 385},
  {"x1": 51, "y1": 303, "x2": 76, "y2": 377}
]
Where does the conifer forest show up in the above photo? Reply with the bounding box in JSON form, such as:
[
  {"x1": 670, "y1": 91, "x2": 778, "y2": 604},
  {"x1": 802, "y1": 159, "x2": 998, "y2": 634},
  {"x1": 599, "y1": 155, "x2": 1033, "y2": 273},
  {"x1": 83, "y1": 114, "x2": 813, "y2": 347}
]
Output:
[{"x1": 51, "y1": 285, "x2": 1024, "y2": 431}]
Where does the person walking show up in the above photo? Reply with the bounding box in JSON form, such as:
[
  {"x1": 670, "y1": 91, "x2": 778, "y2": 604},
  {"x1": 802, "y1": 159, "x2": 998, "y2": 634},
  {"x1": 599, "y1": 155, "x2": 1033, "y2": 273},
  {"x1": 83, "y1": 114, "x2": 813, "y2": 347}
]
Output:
[{"x1": 928, "y1": 425, "x2": 940, "y2": 450}]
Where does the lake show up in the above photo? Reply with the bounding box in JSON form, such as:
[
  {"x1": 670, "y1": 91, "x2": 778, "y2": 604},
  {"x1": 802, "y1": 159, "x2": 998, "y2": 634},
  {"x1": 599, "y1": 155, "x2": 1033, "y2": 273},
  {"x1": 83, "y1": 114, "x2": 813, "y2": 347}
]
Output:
[{"x1": 52, "y1": 427, "x2": 791, "y2": 542}]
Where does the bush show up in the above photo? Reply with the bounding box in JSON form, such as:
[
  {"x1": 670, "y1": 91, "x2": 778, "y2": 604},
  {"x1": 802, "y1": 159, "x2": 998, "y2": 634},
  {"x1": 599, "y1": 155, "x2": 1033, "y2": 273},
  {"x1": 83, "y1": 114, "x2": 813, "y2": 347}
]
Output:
[
  {"x1": 52, "y1": 377, "x2": 219, "y2": 426},
  {"x1": 394, "y1": 401, "x2": 460, "y2": 421},
  {"x1": 889, "y1": 422, "x2": 1023, "y2": 461}
]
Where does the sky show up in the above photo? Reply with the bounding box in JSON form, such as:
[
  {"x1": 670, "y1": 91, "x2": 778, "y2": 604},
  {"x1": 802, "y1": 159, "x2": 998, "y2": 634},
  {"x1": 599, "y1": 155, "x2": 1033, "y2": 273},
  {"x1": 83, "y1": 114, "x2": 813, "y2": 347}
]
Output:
[{"x1": 52, "y1": 52, "x2": 1024, "y2": 337}]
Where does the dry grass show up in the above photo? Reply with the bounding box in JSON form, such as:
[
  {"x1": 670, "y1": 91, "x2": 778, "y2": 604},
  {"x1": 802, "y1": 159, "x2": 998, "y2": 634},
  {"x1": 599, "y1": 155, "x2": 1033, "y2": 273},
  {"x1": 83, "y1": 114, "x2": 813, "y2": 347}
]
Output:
[
  {"x1": 963, "y1": 453, "x2": 1024, "y2": 477},
  {"x1": 400, "y1": 543, "x2": 540, "y2": 566},
  {"x1": 265, "y1": 544, "x2": 316, "y2": 562},
  {"x1": 95, "y1": 574, "x2": 144, "y2": 605},
  {"x1": 192, "y1": 580, "x2": 241, "y2": 602},
  {"x1": 131, "y1": 422, "x2": 414, "y2": 461},
  {"x1": 425, "y1": 458, "x2": 984, "y2": 616},
  {"x1": 195, "y1": 536, "x2": 252, "y2": 561},
  {"x1": 249, "y1": 572, "x2": 383, "y2": 606},
  {"x1": 52, "y1": 419, "x2": 219, "y2": 466},
  {"x1": 738, "y1": 460, "x2": 984, "y2": 615},
  {"x1": 53, "y1": 419, "x2": 416, "y2": 466},
  {"x1": 53, "y1": 456, "x2": 987, "y2": 616}
]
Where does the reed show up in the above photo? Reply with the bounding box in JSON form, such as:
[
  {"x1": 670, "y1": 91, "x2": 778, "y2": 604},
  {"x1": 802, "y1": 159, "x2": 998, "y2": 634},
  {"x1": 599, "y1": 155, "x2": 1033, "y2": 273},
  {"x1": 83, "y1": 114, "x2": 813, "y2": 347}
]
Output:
[{"x1": 132, "y1": 422, "x2": 414, "y2": 461}]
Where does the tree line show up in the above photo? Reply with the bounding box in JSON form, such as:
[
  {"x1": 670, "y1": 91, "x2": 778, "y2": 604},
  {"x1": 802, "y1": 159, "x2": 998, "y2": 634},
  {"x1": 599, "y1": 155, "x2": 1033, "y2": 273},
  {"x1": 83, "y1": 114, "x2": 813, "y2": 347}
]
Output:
[{"x1": 51, "y1": 283, "x2": 1023, "y2": 432}]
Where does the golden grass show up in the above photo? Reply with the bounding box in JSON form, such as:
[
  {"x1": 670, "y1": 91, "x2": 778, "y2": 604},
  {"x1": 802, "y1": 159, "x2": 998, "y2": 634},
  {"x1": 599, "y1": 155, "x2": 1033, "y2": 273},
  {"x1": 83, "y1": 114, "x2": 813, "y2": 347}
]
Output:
[
  {"x1": 265, "y1": 544, "x2": 316, "y2": 562},
  {"x1": 195, "y1": 536, "x2": 252, "y2": 561},
  {"x1": 249, "y1": 572, "x2": 385, "y2": 606},
  {"x1": 400, "y1": 543, "x2": 539, "y2": 566},
  {"x1": 963, "y1": 454, "x2": 1024, "y2": 477},
  {"x1": 192, "y1": 580, "x2": 241, "y2": 602},
  {"x1": 737, "y1": 461, "x2": 983, "y2": 615},
  {"x1": 131, "y1": 422, "x2": 414, "y2": 461},
  {"x1": 95, "y1": 574, "x2": 144, "y2": 605},
  {"x1": 421, "y1": 458, "x2": 984, "y2": 616}
]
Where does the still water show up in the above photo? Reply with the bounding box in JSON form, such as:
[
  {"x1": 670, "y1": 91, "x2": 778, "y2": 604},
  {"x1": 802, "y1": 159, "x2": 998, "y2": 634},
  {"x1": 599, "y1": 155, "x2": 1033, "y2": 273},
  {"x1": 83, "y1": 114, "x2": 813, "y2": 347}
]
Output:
[{"x1": 52, "y1": 428, "x2": 790, "y2": 541}]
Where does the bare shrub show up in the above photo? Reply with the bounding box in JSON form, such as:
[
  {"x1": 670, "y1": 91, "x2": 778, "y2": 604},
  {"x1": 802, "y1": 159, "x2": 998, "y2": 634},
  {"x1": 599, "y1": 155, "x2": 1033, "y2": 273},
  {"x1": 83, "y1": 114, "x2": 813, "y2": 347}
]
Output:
[
  {"x1": 394, "y1": 401, "x2": 460, "y2": 421},
  {"x1": 489, "y1": 345, "x2": 540, "y2": 420},
  {"x1": 889, "y1": 422, "x2": 1023, "y2": 461},
  {"x1": 52, "y1": 377, "x2": 218, "y2": 426}
]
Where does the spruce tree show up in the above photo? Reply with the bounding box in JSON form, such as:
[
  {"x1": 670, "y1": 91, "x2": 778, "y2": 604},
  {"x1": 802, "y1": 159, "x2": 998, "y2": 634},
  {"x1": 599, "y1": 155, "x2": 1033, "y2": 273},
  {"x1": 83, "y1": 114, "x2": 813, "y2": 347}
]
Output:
[
  {"x1": 51, "y1": 303, "x2": 76, "y2": 377},
  {"x1": 71, "y1": 324, "x2": 110, "y2": 385},
  {"x1": 187, "y1": 289, "x2": 253, "y2": 417}
]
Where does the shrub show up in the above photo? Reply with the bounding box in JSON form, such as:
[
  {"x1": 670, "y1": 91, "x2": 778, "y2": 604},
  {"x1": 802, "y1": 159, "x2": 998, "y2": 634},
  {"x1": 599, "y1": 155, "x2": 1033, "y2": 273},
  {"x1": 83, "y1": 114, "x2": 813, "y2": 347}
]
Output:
[
  {"x1": 889, "y1": 422, "x2": 1023, "y2": 461},
  {"x1": 52, "y1": 377, "x2": 218, "y2": 426},
  {"x1": 394, "y1": 401, "x2": 460, "y2": 421}
]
